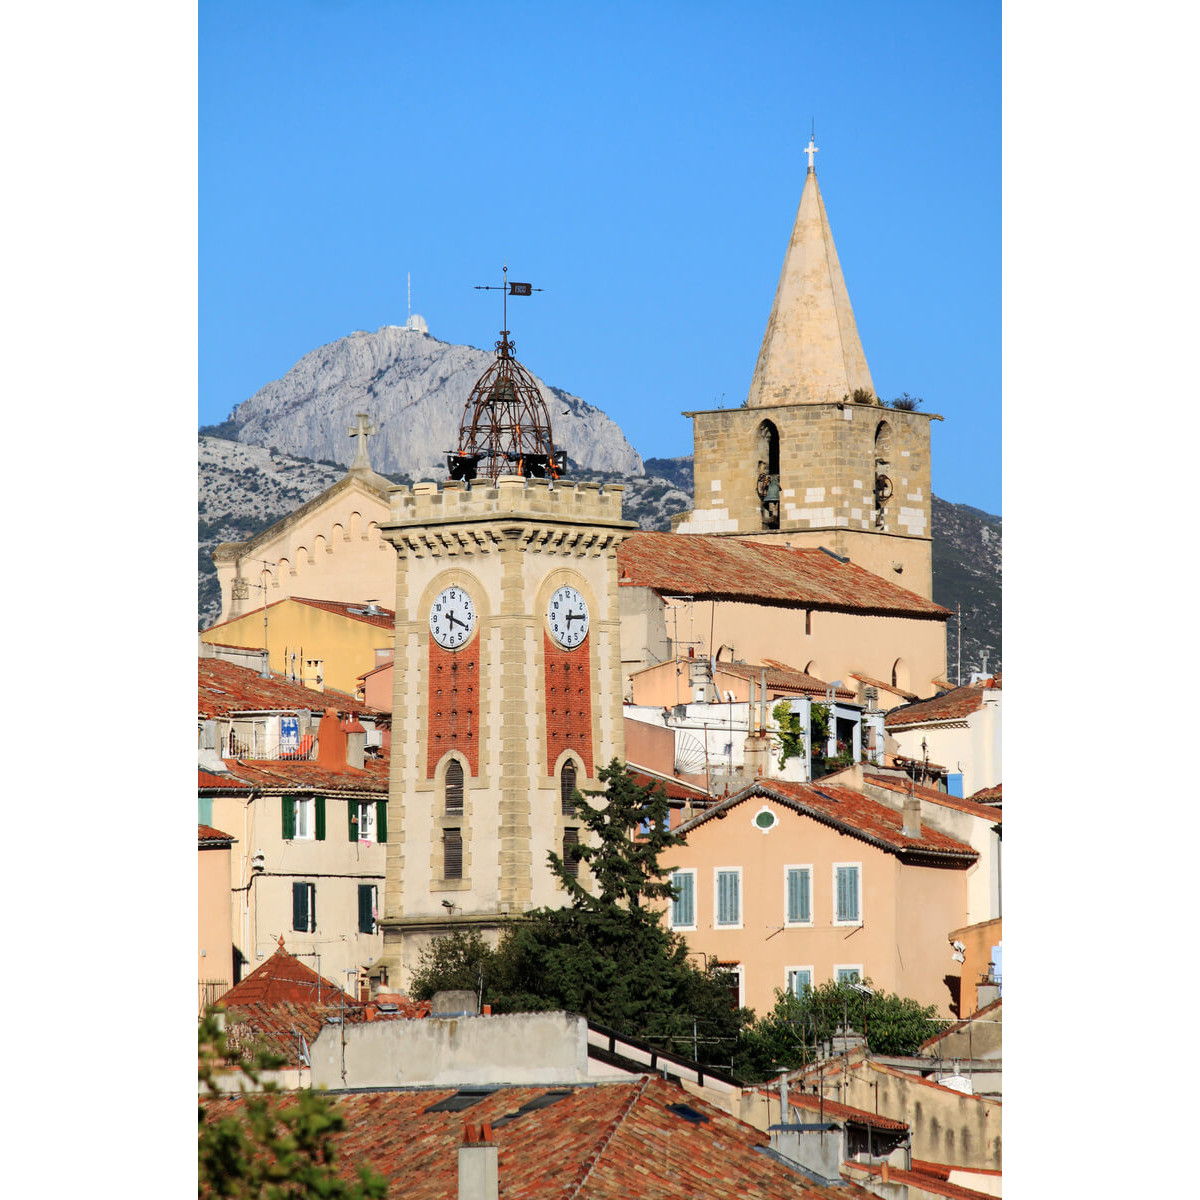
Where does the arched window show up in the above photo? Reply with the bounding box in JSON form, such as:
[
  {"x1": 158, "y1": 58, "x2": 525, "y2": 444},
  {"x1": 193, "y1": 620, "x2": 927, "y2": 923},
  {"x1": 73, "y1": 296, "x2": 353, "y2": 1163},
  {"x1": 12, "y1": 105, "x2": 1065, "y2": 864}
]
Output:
[
  {"x1": 891, "y1": 659, "x2": 909, "y2": 691},
  {"x1": 874, "y1": 420, "x2": 892, "y2": 463},
  {"x1": 445, "y1": 759, "x2": 464, "y2": 815},
  {"x1": 560, "y1": 760, "x2": 577, "y2": 816},
  {"x1": 756, "y1": 420, "x2": 780, "y2": 530}
]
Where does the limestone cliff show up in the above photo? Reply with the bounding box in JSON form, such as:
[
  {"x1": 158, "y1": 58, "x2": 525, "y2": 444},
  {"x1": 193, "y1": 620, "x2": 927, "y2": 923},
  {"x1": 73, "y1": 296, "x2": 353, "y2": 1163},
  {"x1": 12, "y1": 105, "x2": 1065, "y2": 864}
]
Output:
[{"x1": 215, "y1": 325, "x2": 644, "y2": 479}]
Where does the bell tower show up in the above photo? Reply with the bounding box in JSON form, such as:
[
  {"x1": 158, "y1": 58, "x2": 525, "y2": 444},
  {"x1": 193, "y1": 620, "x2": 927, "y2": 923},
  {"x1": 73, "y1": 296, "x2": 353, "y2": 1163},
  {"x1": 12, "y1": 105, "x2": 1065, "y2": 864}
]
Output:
[
  {"x1": 377, "y1": 321, "x2": 636, "y2": 991},
  {"x1": 672, "y1": 137, "x2": 936, "y2": 599}
]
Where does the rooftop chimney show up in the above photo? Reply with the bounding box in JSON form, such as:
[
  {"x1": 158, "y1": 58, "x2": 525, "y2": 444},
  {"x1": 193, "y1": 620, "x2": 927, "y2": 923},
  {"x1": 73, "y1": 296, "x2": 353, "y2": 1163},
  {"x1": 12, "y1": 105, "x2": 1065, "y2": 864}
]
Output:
[
  {"x1": 902, "y1": 794, "x2": 921, "y2": 838},
  {"x1": 458, "y1": 1123, "x2": 498, "y2": 1200},
  {"x1": 342, "y1": 716, "x2": 366, "y2": 769},
  {"x1": 316, "y1": 707, "x2": 347, "y2": 769}
]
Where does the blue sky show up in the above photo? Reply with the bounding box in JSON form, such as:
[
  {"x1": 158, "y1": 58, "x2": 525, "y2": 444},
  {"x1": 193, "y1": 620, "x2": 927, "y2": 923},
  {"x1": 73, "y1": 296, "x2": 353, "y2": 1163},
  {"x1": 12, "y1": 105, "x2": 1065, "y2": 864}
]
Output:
[{"x1": 201, "y1": 0, "x2": 999, "y2": 512}]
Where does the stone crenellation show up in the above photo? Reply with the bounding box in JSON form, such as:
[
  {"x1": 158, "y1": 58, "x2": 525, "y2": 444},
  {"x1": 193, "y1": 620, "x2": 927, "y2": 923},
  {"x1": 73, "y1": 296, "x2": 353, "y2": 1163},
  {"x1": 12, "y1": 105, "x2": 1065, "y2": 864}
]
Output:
[{"x1": 388, "y1": 475, "x2": 630, "y2": 528}]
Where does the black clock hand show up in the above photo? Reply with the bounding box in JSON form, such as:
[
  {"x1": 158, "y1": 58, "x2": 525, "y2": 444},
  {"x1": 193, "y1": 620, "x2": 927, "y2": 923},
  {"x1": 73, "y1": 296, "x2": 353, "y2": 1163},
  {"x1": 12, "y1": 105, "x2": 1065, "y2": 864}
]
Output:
[
  {"x1": 564, "y1": 610, "x2": 581, "y2": 625},
  {"x1": 447, "y1": 611, "x2": 468, "y2": 630}
]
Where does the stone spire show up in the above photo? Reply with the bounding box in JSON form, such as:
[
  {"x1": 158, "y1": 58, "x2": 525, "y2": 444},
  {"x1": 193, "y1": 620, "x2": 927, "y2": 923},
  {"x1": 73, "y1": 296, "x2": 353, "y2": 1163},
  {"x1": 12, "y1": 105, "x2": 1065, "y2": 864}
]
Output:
[{"x1": 745, "y1": 144, "x2": 876, "y2": 407}]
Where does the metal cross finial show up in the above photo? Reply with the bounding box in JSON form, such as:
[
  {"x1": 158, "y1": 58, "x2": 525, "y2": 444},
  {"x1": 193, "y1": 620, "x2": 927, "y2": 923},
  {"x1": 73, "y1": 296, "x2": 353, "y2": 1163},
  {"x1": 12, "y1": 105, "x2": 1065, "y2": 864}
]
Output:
[
  {"x1": 804, "y1": 133, "x2": 819, "y2": 172},
  {"x1": 348, "y1": 412, "x2": 376, "y2": 470}
]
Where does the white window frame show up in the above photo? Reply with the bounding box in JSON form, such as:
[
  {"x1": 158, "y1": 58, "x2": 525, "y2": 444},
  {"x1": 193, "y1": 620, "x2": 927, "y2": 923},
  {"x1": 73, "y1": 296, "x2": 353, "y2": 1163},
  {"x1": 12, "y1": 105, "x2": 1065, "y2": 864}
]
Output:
[
  {"x1": 357, "y1": 801, "x2": 377, "y2": 843},
  {"x1": 669, "y1": 868, "x2": 697, "y2": 931},
  {"x1": 785, "y1": 966, "x2": 814, "y2": 997},
  {"x1": 714, "y1": 867, "x2": 743, "y2": 930},
  {"x1": 723, "y1": 963, "x2": 745, "y2": 1009},
  {"x1": 783, "y1": 864, "x2": 813, "y2": 927},
  {"x1": 832, "y1": 862, "x2": 863, "y2": 926},
  {"x1": 834, "y1": 964, "x2": 863, "y2": 985},
  {"x1": 294, "y1": 797, "x2": 315, "y2": 840}
]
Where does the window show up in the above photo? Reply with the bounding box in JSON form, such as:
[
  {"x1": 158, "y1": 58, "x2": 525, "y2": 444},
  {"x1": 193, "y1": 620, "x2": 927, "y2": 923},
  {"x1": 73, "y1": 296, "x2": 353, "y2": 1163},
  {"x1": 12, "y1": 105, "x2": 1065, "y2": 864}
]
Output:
[
  {"x1": 445, "y1": 760, "x2": 464, "y2": 815},
  {"x1": 358, "y1": 884, "x2": 378, "y2": 935},
  {"x1": 786, "y1": 968, "x2": 813, "y2": 997},
  {"x1": 562, "y1": 828, "x2": 580, "y2": 879},
  {"x1": 349, "y1": 801, "x2": 386, "y2": 844},
  {"x1": 292, "y1": 882, "x2": 316, "y2": 932},
  {"x1": 560, "y1": 760, "x2": 577, "y2": 816},
  {"x1": 443, "y1": 828, "x2": 463, "y2": 879},
  {"x1": 785, "y1": 866, "x2": 812, "y2": 925},
  {"x1": 716, "y1": 869, "x2": 741, "y2": 927},
  {"x1": 834, "y1": 864, "x2": 861, "y2": 925},
  {"x1": 283, "y1": 796, "x2": 325, "y2": 841},
  {"x1": 836, "y1": 966, "x2": 862, "y2": 985},
  {"x1": 670, "y1": 870, "x2": 695, "y2": 929}
]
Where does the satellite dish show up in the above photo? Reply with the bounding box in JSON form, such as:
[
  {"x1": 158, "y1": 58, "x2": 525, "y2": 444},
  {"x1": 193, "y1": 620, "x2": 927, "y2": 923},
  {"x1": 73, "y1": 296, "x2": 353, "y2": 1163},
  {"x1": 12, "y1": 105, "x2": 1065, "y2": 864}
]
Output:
[{"x1": 674, "y1": 732, "x2": 706, "y2": 775}]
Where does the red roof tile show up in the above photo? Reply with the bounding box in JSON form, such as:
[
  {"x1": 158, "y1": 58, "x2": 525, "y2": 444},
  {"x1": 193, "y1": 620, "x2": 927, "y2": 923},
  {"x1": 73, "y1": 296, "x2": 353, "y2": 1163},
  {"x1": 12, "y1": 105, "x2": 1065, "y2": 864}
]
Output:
[
  {"x1": 718, "y1": 660, "x2": 856, "y2": 699},
  {"x1": 842, "y1": 1161, "x2": 997, "y2": 1200},
  {"x1": 198, "y1": 768, "x2": 252, "y2": 791},
  {"x1": 781, "y1": 1090, "x2": 909, "y2": 1132},
  {"x1": 198, "y1": 824, "x2": 235, "y2": 846},
  {"x1": 968, "y1": 784, "x2": 1002, "y2": 805},
  {"x1": 863, "y1": 773, "x2": 1003, "y2": 824},
  {"x1": 198, "y1": 657, "x2": 378, "y2": 719},
  {"x1": 218, "y1": 945, "x2": 359, "y2": 1009},
  {"x1": 202, "y1": 1076, "x2": 873, "y2": 1198},
  {"x1": 885, "y1": 679, "x2": 1000, "y2": 729},
  {"x1": 681, "y1": 780, "x2": 978, "y2": 861},
  {"x1": 848, "y1": 672, "x2": 920, "y2": 702},
  {"x1": 627, "y1": 766, "x2": 715, "y2": 803},
  {"x1": 220, "y1": 755, "x2": 388, "y2": 794},
  {"x1": 618, "y1": 534, "x2": 952, "y2": 618},
  {"x1": 204, "y1": 596, "x2": 396, "y2": 636}
]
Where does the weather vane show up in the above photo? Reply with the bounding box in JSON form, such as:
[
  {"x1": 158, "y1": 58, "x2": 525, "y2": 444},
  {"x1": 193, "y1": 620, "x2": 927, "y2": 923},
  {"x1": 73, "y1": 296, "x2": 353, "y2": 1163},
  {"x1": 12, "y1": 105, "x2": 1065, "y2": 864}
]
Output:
[{"x1": 473, "y1": 264, "x2": 543, "y2": 356}]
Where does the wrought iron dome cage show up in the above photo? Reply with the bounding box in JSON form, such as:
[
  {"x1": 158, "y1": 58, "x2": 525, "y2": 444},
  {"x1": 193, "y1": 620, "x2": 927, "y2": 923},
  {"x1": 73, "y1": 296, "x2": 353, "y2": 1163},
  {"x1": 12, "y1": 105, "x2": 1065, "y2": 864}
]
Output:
[{"x1": 447, "y1": 331, "x2": 567, "y2": 484}]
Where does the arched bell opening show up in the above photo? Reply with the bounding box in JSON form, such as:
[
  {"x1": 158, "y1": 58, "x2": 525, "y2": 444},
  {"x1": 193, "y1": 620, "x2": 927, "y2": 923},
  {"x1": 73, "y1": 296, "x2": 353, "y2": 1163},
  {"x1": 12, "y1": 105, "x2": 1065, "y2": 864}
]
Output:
[
  {"x1": 755, "y1": 420, "x2": 781, "y2": 530},
  {"x1": 874, "y1": 420, "x2": 893, "y2": 530}
]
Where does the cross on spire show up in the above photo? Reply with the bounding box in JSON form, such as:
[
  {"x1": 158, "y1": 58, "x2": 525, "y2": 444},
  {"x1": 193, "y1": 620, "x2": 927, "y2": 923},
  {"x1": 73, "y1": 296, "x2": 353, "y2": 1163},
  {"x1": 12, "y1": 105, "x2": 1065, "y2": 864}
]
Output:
[
  {"x1": 348, "y1": 412, "x2": 376, "y2": 470},
  {"x1": 803, "y1": 134, "x2": 819, "y2": 173}
]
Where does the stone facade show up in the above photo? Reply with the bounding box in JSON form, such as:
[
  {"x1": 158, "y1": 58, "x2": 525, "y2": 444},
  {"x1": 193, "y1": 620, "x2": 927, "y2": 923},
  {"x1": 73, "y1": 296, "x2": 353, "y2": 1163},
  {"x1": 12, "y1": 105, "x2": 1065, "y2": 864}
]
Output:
[
  {"x1": 377, "y1": 476, "x2": 636, "y2": 990},
  {"x1": 672, "y1": 402, "x2": 934, "y2": 598}
]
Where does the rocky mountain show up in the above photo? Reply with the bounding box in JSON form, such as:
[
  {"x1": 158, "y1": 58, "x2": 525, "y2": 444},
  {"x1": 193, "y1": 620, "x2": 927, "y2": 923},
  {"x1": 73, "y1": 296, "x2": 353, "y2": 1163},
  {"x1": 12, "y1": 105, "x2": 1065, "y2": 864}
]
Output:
[
  {"x1": 198, "y1": 444, "x2": 1001, "y2": 680},
  {"x1": 206, "y1": 324, "x2": 643, "y2": 480}
]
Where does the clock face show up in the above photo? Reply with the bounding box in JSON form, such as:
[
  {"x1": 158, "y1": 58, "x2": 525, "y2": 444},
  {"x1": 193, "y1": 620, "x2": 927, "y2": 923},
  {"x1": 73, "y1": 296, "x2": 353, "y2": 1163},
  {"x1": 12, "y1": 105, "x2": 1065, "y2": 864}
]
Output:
[
  {"x1": 429, "y1": 586, "x2": 477, "y2": 649},
  {"x1": 548, "y1": 585, "x2": 589, "y2": 649}
]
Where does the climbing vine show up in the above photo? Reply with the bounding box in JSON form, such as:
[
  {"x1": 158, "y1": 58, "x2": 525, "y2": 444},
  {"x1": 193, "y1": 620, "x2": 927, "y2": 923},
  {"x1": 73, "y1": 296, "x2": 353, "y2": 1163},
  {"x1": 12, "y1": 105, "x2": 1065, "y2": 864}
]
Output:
[{"x1": 771, "y1": 701, "x2": 805, "y2": 769}]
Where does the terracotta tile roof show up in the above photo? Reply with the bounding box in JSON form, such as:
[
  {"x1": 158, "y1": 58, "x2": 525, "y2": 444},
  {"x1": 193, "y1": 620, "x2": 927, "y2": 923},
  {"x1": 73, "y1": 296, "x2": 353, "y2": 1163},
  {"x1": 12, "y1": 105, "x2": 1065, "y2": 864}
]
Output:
[
  {"x1": 842, "y1": 1161, "x2": 998, "y2": 1200},
  {"x1": 968, "y1": 784, "x2": 1002, "y2": 805},
  {"x1": 847, "y1": 672, "x2": 919, "y2": 702},
  {"x1": 199, "y1": 657, "x2": 378, "y2": 719},
  {"x1": 783, "y1": 1091, "x2": 909, "y2": 1132},
  {"x1": 718, "y1": 660, "x2": 856, "y2": 699},
  {"x1": 202, "y1": 1075, "x2": 873, "y2": 1198},
  {"x1": 863, "y1": 773, "x2": 1003, "y2": 824},
  {"x1": 198, "y1": 824, "x2": 236, "y2": 846},
  {"x1": 220, "y1": 755, "x2": 389, "y2": 794},
  {"x1": 218, "y1": 945, "x2": 359, "y2": 1009},
  {"x1": 679, "y1": 780, "x2": 978, "y2": 862},
  {"x1": 618, "y1": 534, "x2": 952, "y2": 619},
  {"x1": 222, "y1": 998, "x2": 421, "y2": 1062},
  {"x1": 627, "y1": 765, "x2": 715, "y2": 802},
  {"x1": 198, "y1": 768, "x2": 252, "y2": 791},
  {"x1": 885, "y1": 679, "x2": 1000, "y2": 729}
]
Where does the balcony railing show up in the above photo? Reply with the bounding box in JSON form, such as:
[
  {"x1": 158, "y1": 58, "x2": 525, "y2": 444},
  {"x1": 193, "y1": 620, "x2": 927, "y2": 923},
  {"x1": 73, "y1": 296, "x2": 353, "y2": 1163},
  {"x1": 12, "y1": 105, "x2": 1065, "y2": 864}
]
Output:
[
  {"x1": 199, "y1": 979, "x2": 230, "y2": 1015},
  {"x1": 222, "y1": 730, "x2": 316, "y2": 761}
]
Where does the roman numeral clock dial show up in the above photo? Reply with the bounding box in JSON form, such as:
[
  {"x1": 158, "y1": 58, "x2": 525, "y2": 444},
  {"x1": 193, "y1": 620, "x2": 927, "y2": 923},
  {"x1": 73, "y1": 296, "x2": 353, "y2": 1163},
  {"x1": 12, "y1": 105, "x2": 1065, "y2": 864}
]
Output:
[
  {"x1": 548, "y1": 585, "x2": 589, "y2": 649},
  {"x1": 429, "y1": 586, "x2": 477, "y2": 649}
]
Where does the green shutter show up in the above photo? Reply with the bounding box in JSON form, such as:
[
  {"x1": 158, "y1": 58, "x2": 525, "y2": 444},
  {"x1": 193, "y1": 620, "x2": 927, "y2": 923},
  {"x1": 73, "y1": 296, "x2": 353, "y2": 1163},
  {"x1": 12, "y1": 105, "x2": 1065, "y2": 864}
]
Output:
[
  {"x1": 376, "y1": 801, "x2": 387, "y2": 844},
  {"x1": 358, "y1": 884, "x2": 373, "y2": 934},
  {"x1": 348, "y1": 801, "x2": 358, "y2": 842},
  {"x1": 310, "y1": 884, "x2": 316, "y2": 932},
  {"x1": 292, "y1": 881, "x2": 306, "y2": 931},
  {"x1": 315, "y1": 796, "x2": 326, "y2": 841},
  {"x1": 282, "y1": 796, "x2": 295, "y2": 840}
]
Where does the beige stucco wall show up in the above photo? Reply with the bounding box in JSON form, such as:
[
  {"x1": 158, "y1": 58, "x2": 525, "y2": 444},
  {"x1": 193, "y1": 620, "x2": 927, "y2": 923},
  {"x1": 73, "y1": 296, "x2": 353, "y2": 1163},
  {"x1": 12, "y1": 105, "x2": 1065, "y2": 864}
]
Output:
[
  {"x1": 621, "y1": 593, "x2": 946, "y2": 701},
  {"x1": 199, "y1": 842, "x2": 235, "y2": 1004},
  {"x1": 209, "y1": 790, "x2": 386, "y2": 988},
  {"x1": 663, "y1": 798, "x2": 968, "y2": 1018},
  {"x1": 200, "y1": 601, "x2": 395, "y2": 695},
  {"x1": 948, "y1": 919, "x2": 1003, "y2": 1019},
  {"x1": 673, "y1": 404, "x2": 933, "y2": 598},
  {"x1": 379, "y1": 478, "x2": 635, "y2": 991},
  {"x1": 889, "y1": 691, "x2": 1002, "y2": 797},
  {"x1": 212, "y1": 477, "x2": 395, "y2": 626}
]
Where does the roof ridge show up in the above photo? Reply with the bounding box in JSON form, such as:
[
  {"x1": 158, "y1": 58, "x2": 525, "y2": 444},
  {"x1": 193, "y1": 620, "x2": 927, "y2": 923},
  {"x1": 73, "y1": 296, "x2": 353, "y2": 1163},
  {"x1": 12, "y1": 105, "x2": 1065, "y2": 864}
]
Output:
[{"x1": 563, "y1": 1075, "x2": 651, "y2": 1199}]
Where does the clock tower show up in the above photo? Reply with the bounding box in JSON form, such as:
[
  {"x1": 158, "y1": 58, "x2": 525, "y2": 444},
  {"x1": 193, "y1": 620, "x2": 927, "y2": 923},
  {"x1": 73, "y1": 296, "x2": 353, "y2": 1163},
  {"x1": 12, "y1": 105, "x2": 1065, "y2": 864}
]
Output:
[{"x1": 377, "y1": 329, "x2": 636, "y2": 990}]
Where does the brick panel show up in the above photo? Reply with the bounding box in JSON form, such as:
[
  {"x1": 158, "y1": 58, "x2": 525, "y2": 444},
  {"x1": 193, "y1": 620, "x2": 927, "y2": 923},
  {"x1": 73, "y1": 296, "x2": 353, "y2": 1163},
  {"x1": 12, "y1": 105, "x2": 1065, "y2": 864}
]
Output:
[
  {"x1": 544, "y1": 632, "x2": 593, "y2": 776},
  {"x1": 426, "y1": 636, "x2": 480, "y2": 777}
]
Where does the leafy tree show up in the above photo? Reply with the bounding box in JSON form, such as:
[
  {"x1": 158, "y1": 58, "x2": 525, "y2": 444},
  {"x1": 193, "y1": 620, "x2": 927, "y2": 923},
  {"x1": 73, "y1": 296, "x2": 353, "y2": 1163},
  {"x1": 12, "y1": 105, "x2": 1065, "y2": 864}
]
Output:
[
  {"x1": 734, "y1": 979, "x2": 947, "y2": 1078},
  {"x1": 198, "y1": 1009, "x2": 387, "y2": 1199},
  {"x1": 411, "y1": 761, "x2": 747, "y2": 1069}
]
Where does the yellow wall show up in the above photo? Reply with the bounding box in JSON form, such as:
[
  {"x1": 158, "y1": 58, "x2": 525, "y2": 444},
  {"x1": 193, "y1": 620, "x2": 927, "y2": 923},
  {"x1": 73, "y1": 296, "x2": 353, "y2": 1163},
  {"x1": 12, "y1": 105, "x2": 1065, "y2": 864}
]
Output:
[
  {"x1": 663, "y1": 797, "x2": 968, "y2": 1018},
  {"x1": 200, "y1": 601, "x2": 394, "y2": 695}
]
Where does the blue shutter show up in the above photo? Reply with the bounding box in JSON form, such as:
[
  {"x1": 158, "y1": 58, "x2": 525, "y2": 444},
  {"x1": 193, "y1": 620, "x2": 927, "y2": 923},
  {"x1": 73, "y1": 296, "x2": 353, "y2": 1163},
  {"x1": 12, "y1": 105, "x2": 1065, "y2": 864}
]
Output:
[
  {"x1": 672, "y1": 872, "x2": 694, "y2": 927},
  {"x1": 837, "y1": 866, "x2": 860, "y2": 923},
  {"x1": 787, "y1": 869, "x2": 811, "y2": 923},
  {"x1": 717, "y1": 871, "x2": 739, "y2": 925},
  {"x1": 788, "y1": 969, "x2": 811, "y2": 996},
  {"x1": 198, "y1": 797, "x2": 213, "y2": 825}
]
